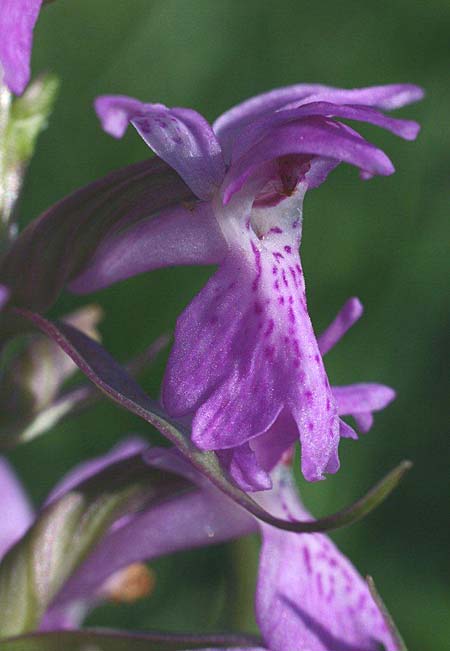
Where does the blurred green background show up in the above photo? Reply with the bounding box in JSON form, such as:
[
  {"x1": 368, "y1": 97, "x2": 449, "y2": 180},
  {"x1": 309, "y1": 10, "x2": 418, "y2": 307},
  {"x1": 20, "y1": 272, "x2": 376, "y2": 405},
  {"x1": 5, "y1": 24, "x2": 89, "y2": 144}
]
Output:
[{"x1": 6, "y1": 0, "x2": 449, "y2": 648}]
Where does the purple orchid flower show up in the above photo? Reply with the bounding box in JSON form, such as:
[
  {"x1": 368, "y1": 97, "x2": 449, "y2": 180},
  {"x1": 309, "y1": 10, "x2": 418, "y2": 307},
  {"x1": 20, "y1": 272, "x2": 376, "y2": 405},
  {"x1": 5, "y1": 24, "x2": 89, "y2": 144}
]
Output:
[
  {"x1": 0, "y1": 438, "x2": 254, "y2": 633},
  {"x1": 0, "y1": 0, "x2": 43, "y2": 95},
  {"x1": 8, "y1": 442, "x2": 402, "y2": 650},
  {"x1": 69, "y1": 83, "x2": 421, "y2": 490}
]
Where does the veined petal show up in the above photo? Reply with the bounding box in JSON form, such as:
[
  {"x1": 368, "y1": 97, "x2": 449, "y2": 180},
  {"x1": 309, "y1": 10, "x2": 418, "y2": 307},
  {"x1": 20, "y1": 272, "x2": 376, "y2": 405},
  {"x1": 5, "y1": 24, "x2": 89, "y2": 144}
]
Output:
[
  {"x1": 214, "y1": 82, "x2": 423, "y2": 160},
  {"x1": 334, "y1": 383, "x2": 396, "y2": 434},
  {"x1": 70, "y1": 202, "x2": 227, "y2": 294},
  {"x1": 256, "y1": 468, "x2": 401, "y2": 651},
  {"x1": 223, "y1": 117, "x2": 394, "y2": 203},
  {"x1": 230, "y1": 101, "x2": 421, "y2": 163},
  {"x1": 0, "y1": 0, "x2": 42, "y2": 95},
  {"x1": 95, "y1": 95, "x2": 225, "y2": 200},
  {"x1": 0, "y1": 458, "x2": 34, "y2": 561},
  {"x1": 1, "y1": 157, "x2": 193, "y2": 313}
]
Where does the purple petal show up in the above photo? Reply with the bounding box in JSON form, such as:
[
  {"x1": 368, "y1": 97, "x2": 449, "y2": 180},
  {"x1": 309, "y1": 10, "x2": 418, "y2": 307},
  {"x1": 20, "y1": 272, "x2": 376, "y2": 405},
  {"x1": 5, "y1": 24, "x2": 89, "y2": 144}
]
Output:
[
  {"x1": 334, "y1": 383, "x2": 396, "y2": 434},
  {"x1": 318, "y1": 297, "x2": 363, "y2": 356},
  {"x1": 0, "y1": 458, "x2": 34, "y2": 561},
  {"x1": 223, "y1": 118, "x2": 395, "y2": 203},
  {"x1": 95, "y1": 95, "x2": 225, "y2": 200},
  {"x1": 0, "y1": 284, "x2": 9, "y2": 310},
  {"x1": 70, "y1": 202, "x2": 227, "y2": 294},
  {"x1": 1, "y1": 158, "x2": 193, "y2": 312},
  {"x1": 230, "y1": 101, "x2": 420, "y2": 164},
  {"x1": 256, "y1": 468, "x2": 401, "y2": 651},
  {"x1": 217, "y1": 444, "x2": 272, "y2": 492},
  {"x1": 163, "y1": 192, "x2": 340, "y2": 483},
  {"x1": 45, "y1": 437, "x2": 148, "y2": 506},
  {"x1": 214, "y1": 83, "x2": 423, "y2": 160},
  {"x1": 49, "y1": 446, "x2": 256, "y2": 608},
  {"x1": 0, "y1": 0, "x2": 42, "y2": 95}
]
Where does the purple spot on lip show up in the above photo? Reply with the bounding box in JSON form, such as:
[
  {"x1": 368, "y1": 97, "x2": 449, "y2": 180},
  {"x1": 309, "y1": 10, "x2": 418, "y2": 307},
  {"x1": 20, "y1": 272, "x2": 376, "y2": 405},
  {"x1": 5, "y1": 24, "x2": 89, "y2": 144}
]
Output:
[
  {"x1": 251, "y1": 241, "x2": 262, "y2": 291},
  {"x1": 308, "y1": 421, "x2": 314, "y2": 431},
  {"x1": 265, "y1": 319, "x2": 275, "y2": 337},
  {"x1": 326, "y1": 398, "x2": 331, "y2": 411},
  {"x1": 272, "y1": 265, "x2": 278, "y2": 275},
  {"x1": 303, "y1": 547, "x2": 312, "y2": 574},
  {"x1": 284, "y1": 245, "x2": 292, "y2": 253},
  {"x1": 278, "y1": 296, "x2": 285, "y2": 305},
  {"x1": 264, "y1": 345, "x2": 275, "y2": 359},
  {"x1": 288, "y1": 307, "x2": 296, "y2": 323},
  {"x1": 304, "y1": 390, "x2": 313, "y2": 403},
  {"x1": 172, "y1": 135, "x2": 183, "y2": 144},
  {"x1": 296, "y1": 264, "x2": 302, "y2": 275},
  {"x1": 274, "y1": 280, "x2": 280, "y2": 290},
  {"x1": 288, "y1": 295, "x2": 294, "y2": 304},
  {"x1": 273, "y1": 251, "x2": 284, "y2": 262},
  {"x1": 254, "y1": 301, "x2": 263, "y2": 314},
  {"x1": 314, "y1": 354, "x2": 321, "y2": 364},
  {"x1": 282, "y1": 270, "x2": 288, "y2": 287},
  {"x1": 269, "y1": 226, "x2": 283, "y2": 234}
]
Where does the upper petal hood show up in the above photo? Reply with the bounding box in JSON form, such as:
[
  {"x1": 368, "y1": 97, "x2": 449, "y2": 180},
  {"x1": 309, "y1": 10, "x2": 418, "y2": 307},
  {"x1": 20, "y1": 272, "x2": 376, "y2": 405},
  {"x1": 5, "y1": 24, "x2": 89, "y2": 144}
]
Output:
[{"x1": 214, "y1": 82, "x2": 424, "y2": 161}]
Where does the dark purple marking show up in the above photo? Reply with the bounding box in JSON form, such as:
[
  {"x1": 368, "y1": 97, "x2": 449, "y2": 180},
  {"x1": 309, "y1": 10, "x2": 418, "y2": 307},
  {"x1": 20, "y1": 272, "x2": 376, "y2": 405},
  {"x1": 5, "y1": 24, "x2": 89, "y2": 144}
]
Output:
[
  {"x1": 278, "y1": 296, "x2": 285, "y2": 305},
  {"x1": 254, "y1": 301, "x2": 263, "y2": 315},
  {"x1": 272, "y1": 251, "x2": 284, "y2": 262},
  {"x1": 251, "y1": 240, "x2": 262, "y2": 292},
  {"x1": 293, "y1": 340, "x2": 301, "y2": 357},
  {"x1": 265, "y1": 319, "x2": 275, "y2": 337},
  {"x1": 264, "y1": 345, "x2": 274, "y2": 359},
  {"x1": 314, "y1": 353, "x2": 321, "y2": 365},
  {"x1": 326, "y1": 398, "x2": 331, "y2": 411},
  {"x1": 246, "y1": 217, "x2": 251, "y2": 230},
  {"x1": 308, "y1": 421, "x2": 314, "y2": 432},
  {"x1": 292, "y1": 219, "x2": 300, "y2": 229},
  {"x1": 303, "y1": 546, "x2": 312, "y2": 575},
  {"x1": 316, "y1": 572, "x2": 324, "y2": 597},
  {"x1": 295, "y1": 264, "x2": 302, "y2": 275},
  {"x1": 269, "y1": 226, "x2": 283, "y2": 234},
  {"x1": 288, "y1": 295, "x2": 294, "y2": 305},
  {"x1": 272, "y1": 265, "x2": 278, "y2": 275},
  {"x1": 288, "y1": 307, "x2": 296, "y2": 324},
  {"x1": 284, "y1": 245, "x2": 292, "y2": 254},
  {"x1": 282, "y1": 270, "x2": 288, "y2": 287},
  {"x1": 304, "y1": 390, "x2": 313, "y2": 403},
  {"x1": 289, "y1": 267, "x2": 298, "y2": 286},
  {"x1": 274, "y1": 280, "x2": 280, "y2": 291},
  {"x1": 172, "y1": 135, "x2": 183, "y2": 144}
]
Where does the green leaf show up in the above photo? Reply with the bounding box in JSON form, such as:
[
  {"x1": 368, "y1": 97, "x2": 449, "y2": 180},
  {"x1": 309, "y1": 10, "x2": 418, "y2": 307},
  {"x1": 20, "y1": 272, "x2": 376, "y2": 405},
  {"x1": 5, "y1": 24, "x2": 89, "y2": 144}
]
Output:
[
  {"x1": 14, "y1": 308, "x2": 412, "y2": 537},
  {"x1": 5, "y1": 74, "x2": 59, "y2": 164},
  {"x1": 1, "y1": 629, "x2": 263, "y2": 651},
  {"x1": 0, "y1": 454, "x2": 190, "y2": 637}
]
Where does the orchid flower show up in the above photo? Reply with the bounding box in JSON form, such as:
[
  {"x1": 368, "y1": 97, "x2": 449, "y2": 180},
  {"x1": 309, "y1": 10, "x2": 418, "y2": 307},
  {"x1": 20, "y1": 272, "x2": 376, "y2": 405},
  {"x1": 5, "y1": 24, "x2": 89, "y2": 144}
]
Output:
[
  {"x1": 1, "y1": 440, "x2": 404, "y2": 650},
  {"x1": 0, "y1": 0, "x2": 43, "y2": 95},
  {"x1": 0, "y1": 438, "x2": 254, "y2": 635},
  {"x1": 68, "y1": 83, "x2": 422, "y2": 490}
]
